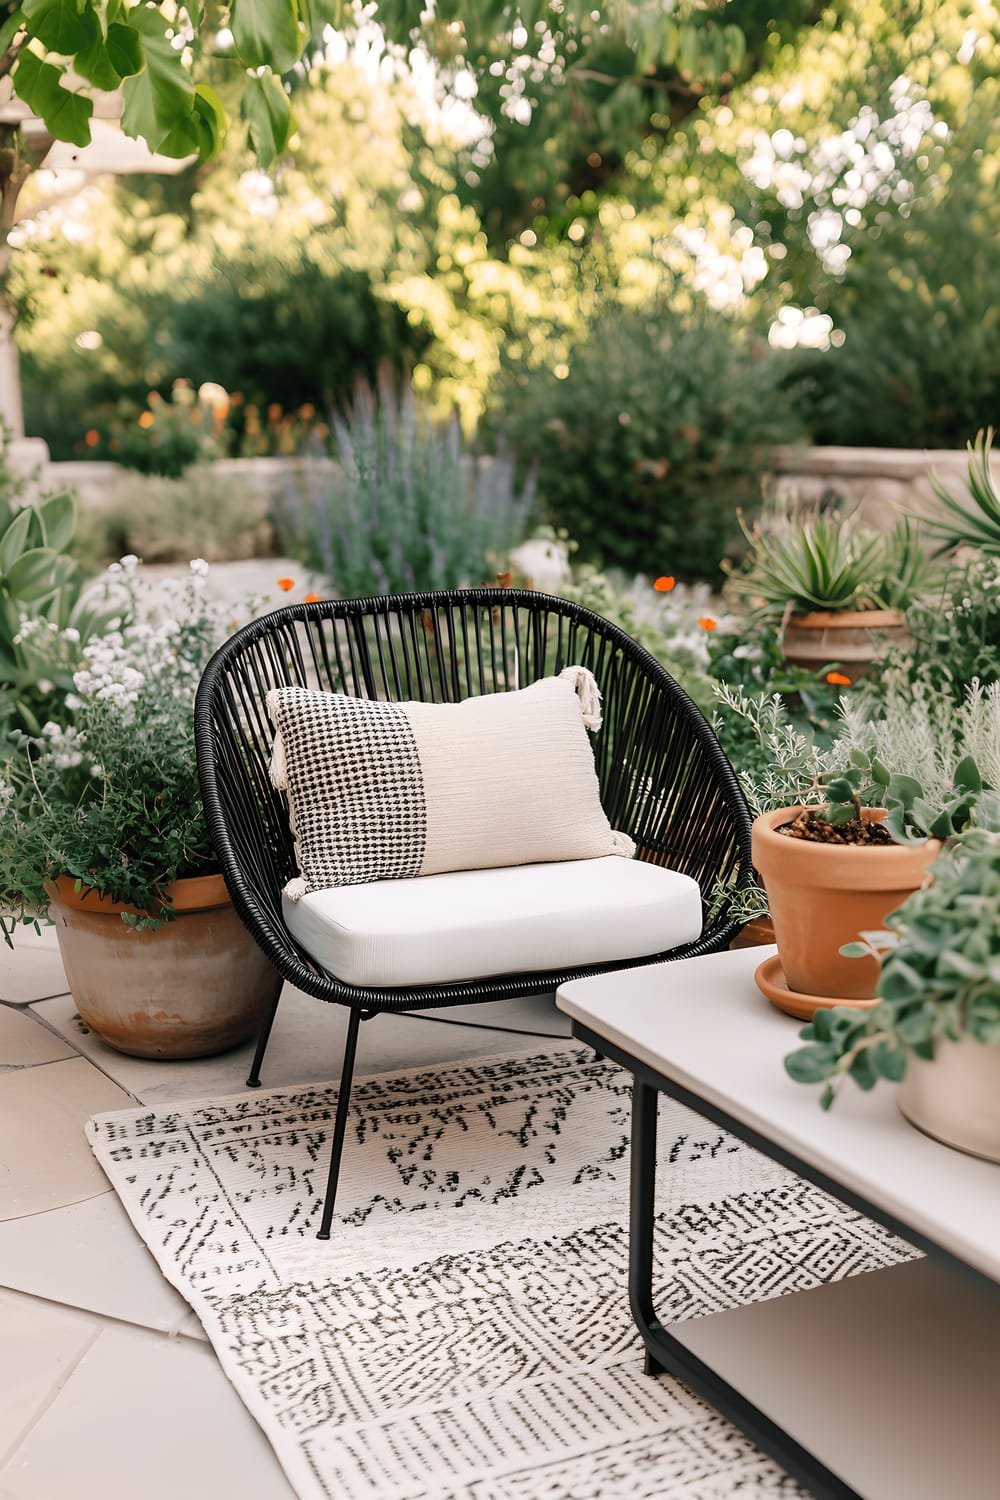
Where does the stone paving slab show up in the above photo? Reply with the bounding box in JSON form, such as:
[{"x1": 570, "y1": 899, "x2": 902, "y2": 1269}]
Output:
[
  {"x1": 0, "y1": 926, "x2": 68, "y2": 1007},
  {"x1": 0, "y1": 1192, "x2": 194, "y2": 1338},
  {"x1": 0, "y1": 1321, "x2": 298, "y2": 1500},
  {"x1": 0, "y1": 1057, "x2": 133, "y2": 1220},
  {"x1": 0, "y1": 1289, "x2": 100, "y2": 1469},
  {"x1": 0, "y1": 1005, "x2": 75, "y2": 1068}
]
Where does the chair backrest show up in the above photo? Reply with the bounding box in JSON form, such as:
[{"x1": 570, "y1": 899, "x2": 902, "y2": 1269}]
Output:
[{"x1": 195, "y1": 589, "x2": 751, "y2": 950}]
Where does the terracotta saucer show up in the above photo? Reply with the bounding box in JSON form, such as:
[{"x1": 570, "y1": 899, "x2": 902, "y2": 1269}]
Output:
[{"x1": 754, "y1": 953, "x2": 880, "y2": 1022}]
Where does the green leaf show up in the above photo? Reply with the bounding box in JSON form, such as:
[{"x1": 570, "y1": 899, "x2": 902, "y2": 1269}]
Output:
[
  {"x1": 880, "y1": 958, "x2": 930, "y2": 1003},
  {"x1": 155, "y1": 113, "x2": 200, "y2": 158},
  {"x1": 105, "y1": 19, "x2": 142, "y2": 78},
  {"x1": 848, "y1": 1047, "x2": 878, "y2": 1090},
  {"x1": 871, "y1": 757, "x2": 891, "y2": 787},
  {"x1": 21, "y1": 0, "x2": 90, "y2": 55},
  {"x1": 0, "y1": 9, "x2": 25, "y2": 52},
  {"x1": 4, "y1": 547, "x2": 59, "y2": 602},
  {"x1": 36, "y1": 493, "x2": 74, "y2": 553},
  {"x1": 784, "y1": 1043, "x2": 838, "y2": 1085},
  {"x1": 872, "y1": 1040, "x2": 907, "y2": 1082},
  {"x1": 13, "y1": 50, "x2": 92, "y2": 147},
  {"x1": 884, "y1": 806, "x2": 918, "y2": 844},
  {"x1": 240, "y1": 74, "x2": 292, "y2": 168},
  {"x1": 838, "y1": 941, "x2": 871, "y2": 958},
  {"x1": 231, "y1": 0, "x2": 302, "y2": 73},
  {"x1": 825, "y1": 803, "x2": 857, "y2": 826},
  {"x1": 887, "y1": 773, "x2": 921, "y2": 809},
  {"x1": 120, "y1": 6, "x2": 195, "y2": 153},
  {"x1": 191, "y1": 82, "x2": 227, "y2": 157},
  {"x1": 953, "y1": 755, "x2": 982, "y2": 794},
  {"x1": 73, "y1": 5, "x2": 125, "y2": 91},
  {"x1": 0, "y1": 507, "x2": 32, "y2": 575},
  {"x1": 928, "y1": 808, "x2": 956, "y2": 840}
]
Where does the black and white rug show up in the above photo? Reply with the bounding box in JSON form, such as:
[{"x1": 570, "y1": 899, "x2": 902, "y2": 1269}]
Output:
[{"x1": 87, "y1": 1044, "x2": 913, "y2": 1499}]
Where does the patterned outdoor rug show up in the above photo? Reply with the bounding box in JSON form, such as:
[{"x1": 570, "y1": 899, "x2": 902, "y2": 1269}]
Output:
[{"x1": 87, "y1": 1044, "x2": 914, "y2": 1500}]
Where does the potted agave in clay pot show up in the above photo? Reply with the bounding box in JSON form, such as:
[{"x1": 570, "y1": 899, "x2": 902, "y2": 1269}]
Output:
[
  {"x1": 726, "y1": 512, "x2": 928, "y2": 683},
  {"x1": 750, "y1": 754, "x2": 985, "y2": 1016},
  {"x1": 1, "y1": 557, "x2": 277, "y2": 1059}
]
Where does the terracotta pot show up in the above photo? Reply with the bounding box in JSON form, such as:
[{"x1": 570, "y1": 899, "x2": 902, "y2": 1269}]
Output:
[
  {"x1": 729, "y1": 916, "x2": 775, "y2": 950},
  {"x1": 47, "y1": 874, "x2": 278, "y2": 1060},
  {"x1": 780, "y1": 609, "x2": 908, "y2": 682},
  {"x1": 751, "y1": 808, "x2": 939, "y2": 1000},
  {"x1": 897, "y1": 1037, "x2": 1000, "y2": 1165}
]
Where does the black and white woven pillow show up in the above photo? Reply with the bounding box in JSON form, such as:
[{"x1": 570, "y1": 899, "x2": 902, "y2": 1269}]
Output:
[{"x1": 267, "y1": 667, "x2": 634, "y2": 897}]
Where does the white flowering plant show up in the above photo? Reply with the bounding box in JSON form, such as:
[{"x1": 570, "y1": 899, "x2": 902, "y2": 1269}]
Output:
[{"x1": 1, "y1": 558, "x2": 237, "y2": 942}]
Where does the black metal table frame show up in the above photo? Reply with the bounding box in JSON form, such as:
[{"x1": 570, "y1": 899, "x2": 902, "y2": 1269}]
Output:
[{"x1": 571, "y1": 1020, "x2": 998, "y2": 1500}]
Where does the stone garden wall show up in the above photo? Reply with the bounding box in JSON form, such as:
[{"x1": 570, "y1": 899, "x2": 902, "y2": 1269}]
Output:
[{"x1": 22, "y1": 446, "x2": 1000, "y2": 537}]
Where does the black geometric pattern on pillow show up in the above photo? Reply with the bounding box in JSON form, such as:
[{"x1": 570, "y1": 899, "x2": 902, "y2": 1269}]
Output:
[{"x1": 270, "y1": 688, "x2": 427, "y2": 891}]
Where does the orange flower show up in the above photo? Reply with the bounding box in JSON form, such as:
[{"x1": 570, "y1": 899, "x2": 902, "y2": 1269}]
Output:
[
  {"x1": 698, "y1": 616, "x2": 717, "y2": 631},
  {"x1": 653, "y1": 576, "x2": 676, "y2": 592},
  {"x1": 826, "y1": 671, "x2": 853, "y2": 686},
  {"x1": 84, "y1": 428, "x2": 100, "y2": 448},
  {"x1": 276, "y1": 577, "x2": 295, "y2": 592},
  {"x1": 137, "y1": 411, "x2": 155, "y2": 429},
  {"x1": 303, "y1": 592, "x2": 323, "y2": 603}
]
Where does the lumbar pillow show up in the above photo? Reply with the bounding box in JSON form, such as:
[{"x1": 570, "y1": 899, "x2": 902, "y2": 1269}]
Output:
[{"x1": 267, "y1": 666, "x2": 634, "y2": 898}]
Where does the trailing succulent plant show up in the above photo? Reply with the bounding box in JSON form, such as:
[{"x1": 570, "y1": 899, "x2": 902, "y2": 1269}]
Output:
[
  {"x1": 794, "y1": 749, "x2": 987, "y2": 845},
  {"x1": 785, "y1": 823, "x2": 1000, "y2": 1108}
]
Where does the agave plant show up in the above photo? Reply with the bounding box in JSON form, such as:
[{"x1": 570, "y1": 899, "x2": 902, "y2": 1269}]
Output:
[
  {"x1": 727, "y1": 511, "x2": 888, "y2": 617},
  {"x1": 926, "y1": 429, "x2": 1000, "y2": 556}
]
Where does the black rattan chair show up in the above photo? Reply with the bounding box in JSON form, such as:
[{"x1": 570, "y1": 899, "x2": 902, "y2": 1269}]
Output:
[{"x1": 195, "y1": 589, "x2": 753, "y2": 1237}]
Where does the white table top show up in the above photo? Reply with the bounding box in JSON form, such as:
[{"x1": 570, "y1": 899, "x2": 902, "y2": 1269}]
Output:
[{"x1": 557, "y1": 946, "x2": 1000, "y2": 1287}]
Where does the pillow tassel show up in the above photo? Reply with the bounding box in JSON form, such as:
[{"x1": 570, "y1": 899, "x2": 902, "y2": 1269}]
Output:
[
  {"x1": 611, "y1": 829, "x2": 637, "y2": 858},
  {"x1": 283, "y1": 877, "x2": 309, "y2": 902},
  {"x1": 266, "y1": 689, "x2": 289, "y2": 790},
  {"x1": 269, "y1": 731, "x2": 289, "y2": 790},
  {"x1": 559, "y1": 665, "x2": 602, "y2": 730}
]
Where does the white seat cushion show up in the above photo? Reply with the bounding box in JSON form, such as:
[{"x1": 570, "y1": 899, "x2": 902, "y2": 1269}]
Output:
[{"x1": 282, "y1": 856, "x2": 703, "y2": 988}]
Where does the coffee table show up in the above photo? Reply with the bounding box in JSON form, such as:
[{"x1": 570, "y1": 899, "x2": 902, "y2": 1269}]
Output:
[{"x1": 556, "y1": 945, "x2": 1000, "y2": 1500}]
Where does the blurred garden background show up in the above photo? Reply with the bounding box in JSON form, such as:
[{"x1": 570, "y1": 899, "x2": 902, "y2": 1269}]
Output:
[
  {"x1": 9, "y1": 0, "x2": 998, "y2": 566},
  {"x1": 3, "y1": 0, "x2": 1000, "y2": 910}
]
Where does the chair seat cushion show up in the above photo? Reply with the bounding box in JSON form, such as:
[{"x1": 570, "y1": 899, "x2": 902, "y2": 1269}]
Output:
[{"x1": 282, "y1": 855, "x2": 703, "y2": 988}]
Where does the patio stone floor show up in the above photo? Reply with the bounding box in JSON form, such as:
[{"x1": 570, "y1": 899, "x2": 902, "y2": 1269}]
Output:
[{"x1": 0, "y1": 929, "x2": 570, "y2": 1499}]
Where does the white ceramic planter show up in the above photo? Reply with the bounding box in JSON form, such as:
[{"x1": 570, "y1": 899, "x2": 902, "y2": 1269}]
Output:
[{"x1": 897, "y1": 1036, "x2": 1000, "y2": 1164}]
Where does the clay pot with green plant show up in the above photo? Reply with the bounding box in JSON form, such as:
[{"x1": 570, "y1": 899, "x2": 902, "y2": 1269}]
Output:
[
  {"x1": 784, "y1": 822, "x2": 1000, "y2": 1162},
  {"x1": 727, "y1": 513, "x2": 929, "y2": 681},
  {"x1": 751, "y1": 754, "x2": 985, "y2": 1004},
  {"x1": 1, "y1": 557, "x2": 278, "y2": 1060}
]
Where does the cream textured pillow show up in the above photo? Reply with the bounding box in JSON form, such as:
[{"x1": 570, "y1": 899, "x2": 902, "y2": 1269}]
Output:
[{"x1": 267, "y1": 667, "x2": 634, "y2": 898}]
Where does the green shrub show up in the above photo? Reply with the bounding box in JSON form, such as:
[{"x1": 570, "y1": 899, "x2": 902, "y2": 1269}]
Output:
[
  {"x1": 495, "y1": 304, "x2": 801, "y2": 581},
  {"x1": 277, "y1": 381, "x2": 535, "y2": 596},
  {"x1": 22, "y1": 260, "x2": 425, "y2": 463},
  {"x1": 86, "y1": 383, "x2": 222, "y2": 478},
  {"x1": 95, "y1": 469, "x2": 275, "y2": 565},
  {"x1": 0, "y1": 455, "x2": 113, "y2": 739},
  {"x1": 784, "y1": 108, "x2": 1000, "y2": 450}
]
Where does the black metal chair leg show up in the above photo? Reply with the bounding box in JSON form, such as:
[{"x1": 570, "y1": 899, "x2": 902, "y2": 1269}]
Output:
[
  {"x1": 246, "y1": 974, "x2": 285, "y2": 1088},
  {"x1": 316, "y1": 1008, "x2": 363, "y2": 1240}
]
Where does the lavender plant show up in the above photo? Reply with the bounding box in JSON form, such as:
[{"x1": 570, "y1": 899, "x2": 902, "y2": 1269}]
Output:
[{"x1": 278, "y1": 380, "x2": 536, "y2": 597}]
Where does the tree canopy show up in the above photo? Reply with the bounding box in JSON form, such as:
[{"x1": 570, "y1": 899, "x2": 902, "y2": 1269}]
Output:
[{"x1": 0, "y1": 0, "x2": 816, "y2": 175}]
